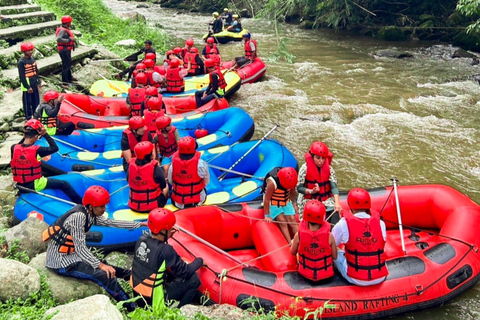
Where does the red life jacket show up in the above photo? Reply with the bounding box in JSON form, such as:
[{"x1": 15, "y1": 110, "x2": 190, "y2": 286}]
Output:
[
  {"x1": 298, "y1": 220, "x2": 334, "y2": 281},
  {"x1": 304, "y1": 152, "x2": 332, "y2": 201},
  {"x1": 205, "y1": 44, "x2": 219, "y2": 58},
  {"x1": 210, "y1": 54, "x2": 221, "y2": 67},
  {"x1": 11, "y1": 144, "x2": 42, "y2": 184},
  {"x1": 55, "y1": 27, "x2": 75, "y2": 51},
  {"x1": 344, "y1": 211, "x2": 388, "y2": 281},
  {"x1": 144, "y1": 109, "x2": 165, "y2": 135},
  {"x1": 124, "y1": 128, "x2": 149, "y2": 157},
  {"x1": 165, "y1": 67, "x2": 184, "y2": 93},
  {"x1": 156, "y1": 127, "x2": 178, "y2": 158},
  {"x1": 209, "y1": 69, "x2": 227, "y2": 92},
  {"x1": 244, "y1": 40, "x2": 257, "y2": 59},
  {"x1": 128, "y1": 159, "x2": 162, "y2": 212},
  {"x1": 185, "y1": 52, "x2": 200, "y2": 75},
  {"x1": 128, "y1": 87, "x2": 146, "y2": 117},
  {"x1": 171, "y1": 152, "x2": 205, "y2": 205},
  {"x1": 145, "y1": 71, "x2": 160, "y2": 88}
]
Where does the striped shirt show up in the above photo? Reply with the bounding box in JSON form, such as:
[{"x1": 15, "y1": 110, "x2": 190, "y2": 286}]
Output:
[{"x1": 45, "y1": 209, "x2": 141, "y2": 269}]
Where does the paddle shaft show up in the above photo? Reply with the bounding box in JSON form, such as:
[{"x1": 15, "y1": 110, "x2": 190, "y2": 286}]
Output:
[
  {"x1": 52, "y1": 136, "x2": 89, "y2": 152},
  {"x1": 177, "y1": 226, "x2": 243, "y2": 264},
  {"x1": 208, "y1": 164, "x2": 264, "y2": 180},
  {"x1": 218, "y1": 124, "x2": 279, "y2": 181},
  {"x1": 89, "y1": 59, "x2": 124, "y2": 63},
  {"x1": 391, "y1": 178, "x2": 407, "y2": 255},
  {"x1": 97, "y1": 73, "x2": 128, "y2": 94},
  {"x1": 16, "y1": 185, "x2": 76, "y2": 206}
]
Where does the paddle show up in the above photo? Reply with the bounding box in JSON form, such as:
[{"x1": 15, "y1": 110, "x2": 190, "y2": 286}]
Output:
[
  {"x1": 52, "y1": 136, "x2": 89, "y2": 152},
  {"x1": 391, "y1": 178, "x2": 407, "y2": 255},
  {"x1": 218, "y1": 124, "x2": 279, "y2": 181},
  {"x1": 16, "y1": 185, "x2": 76, "y2": 206},
  {"x1": 97, "y1": 73, "x2": 128, "y2": 94},
  {"x1": 89, "y1": 59, "x2": 125, "y2": 63},
  {"x1": 208, "y1": 164, "x2": 264, "y2": 180}
]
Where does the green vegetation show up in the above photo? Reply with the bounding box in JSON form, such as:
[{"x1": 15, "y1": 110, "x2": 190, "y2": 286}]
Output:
[
  {"x1": 457, "y1": 0, "x2": 480, "y2": 33},
  {"x1": 35, "y1": 0, "x2": 170, "y2": 57}
]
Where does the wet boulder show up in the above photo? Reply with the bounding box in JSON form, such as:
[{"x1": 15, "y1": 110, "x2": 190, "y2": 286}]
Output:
[
  {"x1": 44, "y1": 294, "x2": 123, "y2": 320},
  {"x1": 374, "y1": 49, "x2": 413, "y2": 59},
  {"x1": 105, "y1": 251, "x2": 133, "y2": 270},
  {"x1": 0, "y1": 258, "x2": 40, "y2": 301},
  {"x1": 181, "y1": 304, "x2": 246, "y2": 320},
  {"x1": 5, "y1": 216, "x2": 49, "y2": 258},
  {"x1": 114, "y1": 39, "x2": 136, "y2": 47}
]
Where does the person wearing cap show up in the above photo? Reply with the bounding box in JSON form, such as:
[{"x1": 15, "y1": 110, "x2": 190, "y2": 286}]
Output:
[
  {"x1": 226, "y1": 14, "x2": 242, "y2": 32},
  {"x1": 194, "y1": 58, "x2": 226, "y2": 108},
  {"x1": 118, "y1": 40, "x2": 156, "y2": 81},
  {"x1": 34, "y1": 91, "x2": 75, "y2": 136},
  {"x1": 168, "y1": 136, "x2": 209, "y2": 209},
  {"x1": 10, "y1": 119, "x2": 81, "y2": 204},
  {"x1": 290, "y1": 200, "x2": 337, "y2": 282},
  {"x1": 221, "y1": 8, "x2": 233, "y2": 27},
  {"x1": 202, "y1": 37, "x2": 221, "y2": 61},
  {"x1": 209, "y1": 12, "x2": 223, "y2": 34},
  {"x1": 121, "y1": 116, "x2": 154, "y2": 172},
  {"x1": 262, "y1": 166, "x2": 299, "y2": 243},
  {"x1": 43, "y1": 185, "x2": 147, "y2": 312},
  {"x1": 185, "y1": 47, "x2": 204, "y2": 76},
  {"x1": 56, "y1": 16, "x2": 76, "y2": 86},
  {"x1": 234, "y1": 32, "x2": 257, "y2": 68},
  {"x1": 131, "y1": 208, "x2": 209, "y2": 310},
  {"x1": 127, "y1": 142, "x2": 168, "y2": 212},
  {"x1": 17, "y1": 42, "x2": 40, "y2": 119},
  {"x1": 331, "y1": 188, "x2": 388, "y2": 286},
  {"x1": 153, "y1": 116, "x2": 180, "y2": 170}
]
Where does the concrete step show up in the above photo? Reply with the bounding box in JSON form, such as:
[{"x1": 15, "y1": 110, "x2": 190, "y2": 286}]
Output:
[
  {"x1": 1, "y1": 0, "x2": 29, "y2": 5},
  {"x1": 1, "y1": 11, "x2": 56, "y2": 28},
  {"x1": 0, "y1": 34, "x2": 55, "y2": 69},
  {"x1": 0, "y1": 4, "x2": 41, "y2": 15},
  {"x1": 1, "y1": 46, "x2": 98, "y2": 84},
  {"x1": 0, "y1": 20, "x2": 61, "y2": 41}
]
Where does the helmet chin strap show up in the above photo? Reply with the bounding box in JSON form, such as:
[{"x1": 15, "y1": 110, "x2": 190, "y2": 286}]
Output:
[{"x1": 160, "y1": 230, "x2": 169, "y2": 242}]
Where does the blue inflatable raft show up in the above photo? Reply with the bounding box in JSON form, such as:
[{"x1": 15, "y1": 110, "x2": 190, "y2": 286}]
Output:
[
  {"x1": 14, "y1": 139, "x2": 297, "y2": 249},
  {"x1": 39, "y1": 107, "x2": 254, "y2": 174}
]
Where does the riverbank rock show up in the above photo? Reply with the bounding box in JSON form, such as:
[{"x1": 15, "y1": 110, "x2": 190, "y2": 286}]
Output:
[
  {"x1": 377, "y1": 26, "x2": 407, "y2": 41},
  {"x1": 29, "y1": 252, "x2": 104, "y2": 304},
  {"x1": 0, "y1": 258, "x2": 40, "y2": 300},
  {"x1": 105, "y1": 251, "x2": 133, "y2": 269},
  {"x1": 0, "y1": 132, "x2": 23, "y2": 169},
  {"x1": 114, "y1": 39, "x2": 137, "y2": 47},
  {"x1": 136, "y1": 4, "x2": 149, "y2": 8},
  {"x1": 373, "y1": 49, "x2": 413, "y2": 59},
  {"x1": 44, "y1": 294, "x2": 123, "y2": 320},
  {"x1": 453, "y1": 30, "x2": 480, "y2": 52},
  {"x1": 181, "y1": 304, "x2": 246, "y2": 320},
  {"x1": 5, "y1": 216, "x2": 48, "y2": 258},
  {"x1": 73, "y1": 63, "x2": 115, "y2": 89},
  {"x1": 120, "y1": 12, "x2": 146, "y2": 22}
]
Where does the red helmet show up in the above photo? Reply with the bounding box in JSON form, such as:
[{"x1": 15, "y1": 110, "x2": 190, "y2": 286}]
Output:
[
  {"x1": 148, "y1": 208, "x2": 176, "y2": 234},
  {"x1": 309, "y1": 141, "x2": 329, "y2": 158},
  {"x1": 128, "y1": 116, "x2": 145, "y2": 130},
  {"x1": 135, "y1": 73, "x2": 147, "y2": 85},
  {"x1": 173, "y1": 47, "x2": 182, "y2": 54},
  {"x1": 186, "y1": 39, "x2": 194, "y2": 46},
  {"x1": 207, "y1": 37, "x2": 215, "y2": 44},
  {"x1": 43, "y1": 90, "x2": 59, "y2": 102},
  {"x1": 155, "y1": 116, "x2": 171, "y2": 130},
  {"x1": 20, "y1": 42, "x2": 34, "y2": 52},
  {"x1": 178, "y1": 136, "x2": 196, "y2": 154},
  {"x1": 145, "y1": 86, "x2": 158, "y2": 96},
  {"x1": 204, "y1": 59, "x2": 215, "y2": 68},
  {"x1": 303, "y1": 200, "x2": 326, "y2": 224},
  {"x1": 147, "y1": 97, "x2": 161, "y2": 110},
  {"x1": 190, "y1": 47, "x2": 199, "y2": 54},
  {"x1": 170, "y1": 58, "x2": 180, "y2": 68},
  {"x1": 145, "y1": 53, "x2": 156, "y2": 60},
  {"x1": 136, "y1": 63, "x2": 146, "y2": 70},
  {"x1": 143, "y1": 59, "x2": 154, "y2": 68},
  {"x1": 24, "y1": 119, "x2": 43, "y2": 131},
  {"x1": 194, "y1": 129, "x2": 208, "y2": 139},
  {"x1": 277, "y1": 167, "x2": 298, "y2": 190},
  {"x1": 347, "y1": 188, "x2": 371, "y2": 210},
  {"x1": 61, "y1": 15, "x2": 72, "y2": 23},
  {"x1": 134, "y1": 141, "x2": 154, "y2": 160},
  {"x1": 83, "y1": 186, "x2": 110, "y2": 207},
  {"x1": 166, "y1": 50, "x2": 174, "y2": 57}
]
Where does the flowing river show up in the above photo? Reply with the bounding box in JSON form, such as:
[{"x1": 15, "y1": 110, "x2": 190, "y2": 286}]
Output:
[{"x1": 105, "y1": 1, "x2": 480, "y2": 318}]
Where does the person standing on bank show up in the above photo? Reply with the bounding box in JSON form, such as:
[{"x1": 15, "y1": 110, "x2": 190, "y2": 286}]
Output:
[
  {"x1": 296, "y1": 141, "x2": 342, "y2": 223},
  {"x1": 56, "y1": 15, "x2": 76, "y2": 86},
  {"x1": 34, "y1": 91, "x2": 75, "y2": 136},
  {"x1": 43, "y1": 185, "x2": 148, "y2": 312},
  {"x1": 18, "y1": 42, "x2": 40, "y2": 119}
]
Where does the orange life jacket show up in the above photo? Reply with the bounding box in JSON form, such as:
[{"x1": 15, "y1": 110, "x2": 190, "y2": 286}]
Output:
[
  {"x1": 24, "y1": 61, "x2": 38, "y2": 78},
  {"x1": 144, "y1": 109, "x2": 165, "y2": 135},
  {"x1": 185, "y1": 52, "x2": 200, "y2": 75},
  {"x1": 38, "y1": 103, "x2": 57, "y2": 129},
  {"x1": 124, "y1": 128, "x2": 149, "y2": 157},
  {"x1": 298, "y1": 220, "x2": 334, "y2": 281},
  {"x1": 128, "y1": 87, "x2": 147, "y2": 117},
  {"x1": 128, "y1": 159, "x2": 162, "y2": 212},
  {"x1": 205, "y1": 44, "x2": 219, "y2": 58},
  {"x1": 171, "y1": 152, "x2": 205, "y2": 205},
  {"x1": 210, "y1": 69, "x2": 227, "y2": 90},
  {"x1": 156, "y1": 127, "x2": 178, "y2": 158},
  {"x1": 11, "y1": 144, "x2": 42, "y2": 184},
  {"x1": 55, "y1": 27, "x2": 75, "y2": 51},
  {"x1": 244, "y1": 40, "x2": 257, "y2": 59},
  {"x1": 304, "y1": 152, "x2": 332, "y2": 201},
  {"x1": 344, "y1": 211, "x2": 388, "y2": 281},
  {"x1": 165, "y1": 67, "x2": 184, "y2": 93},
  {"x1": 263, "y1": 167, "x2": 290, "y2": 207}
]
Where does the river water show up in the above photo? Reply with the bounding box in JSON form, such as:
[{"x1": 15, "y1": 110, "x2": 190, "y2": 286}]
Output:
[{"x1": 105, "y1": 1, "x2": 480, "y2": 318}]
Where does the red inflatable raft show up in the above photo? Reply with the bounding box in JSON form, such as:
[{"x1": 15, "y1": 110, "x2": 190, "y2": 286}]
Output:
[
  {"x1": 171, "y1": 184, "x2": 480, "y2": 319},
  {"x1": 221, "y1": 58, "x2": 266, "y2": 84},
  {"x1": 59, "y1": 93, "x2": 229, "y2": 129}
]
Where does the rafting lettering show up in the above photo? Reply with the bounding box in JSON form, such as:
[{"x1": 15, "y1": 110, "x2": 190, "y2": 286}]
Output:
[
  {"x1": 322, "y1": 301, "x2": 358, "y2": 313},
  {"x1": 362, "y1": 294, "x2": 407, "y2": 310}
]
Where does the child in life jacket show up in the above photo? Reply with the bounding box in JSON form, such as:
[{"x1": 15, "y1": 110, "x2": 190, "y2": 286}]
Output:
[{"x1": 290, "y1": 200, "x2": 337, "y2": 282}]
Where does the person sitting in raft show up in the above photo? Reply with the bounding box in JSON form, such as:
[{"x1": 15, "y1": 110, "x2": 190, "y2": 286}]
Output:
[
  {"x1": 126, "y1": 73, "x2": 148, "y2": 117},
  {"x1": 290, "y1": 200, "x2": 337, "y2": 282},
  {"x1": 44, "y1": 185, "x2": 147, "y2": 312},
  {"x1": 11, "y1": 119, "x2": 82, "y2": 204},
  {"x1": 34, "y1": 90, "x2": 75, "y2": 136},
  {"x1": 195, "y1": 59, "x2": 226, "y2": 108},
  {"x1": 209, "y1": 12, "x2": 223, "y2": 35},
  {"x1": 173, "y1": 47, "x2": 185, "y2": 62},
  {"x1": 185, "y1": 47, "x2": 205, "y2": 76},
  {"x1": 226, "y1": 14, "x2": 242, "y2": 33},
  {"x1": 131, "y1": 62, "x2": 146, "y2": 88},
  {"x1": 234, "y1": 33, "x2": 257, "y2": 69},
  {"x1": 221, "y1": 8, "x2": 232, "y2": 27},
  {"x1": 153, "y1": 116, "x2": 180, "y2": 170},
  {"x1": 131, "y1": 208, "x2": 211, "y2": 310},
  {"x1": 168, "y1": 136, "x2": 209, "y2": 209},
  {"x1": 117, "y1": 39, "x2": 156, "y2": 81},
  {"x1": 144, "y1": 95, "x2": 165, "y2": 135},
  {"x1": 165, "y1": 58, "x2": 188, "y2": 93},
  {"x1": 182, "y1": 39, "x2": 195, "y2": 59},
  {"x1": 332, "y1": 188, "x2": 388, "y2": 286},
  {"x1": 296, "y1": 141, "x2": 342, "y2": 223},
  {"x1": 202, "y1": 37, "x2": 221, "y2": 61},
  {"x1": 121, "y1": 116, "x2": 154, "y2": 172},
  {"x1": 262, "y1": 166, "x2": 299, "y2": 243},
  {"x1": 128, "y1": 141, "x2": 168, "y2": 212},
  {"x1": 144, "y1": 59, "x2": 164, "y2": 88}
]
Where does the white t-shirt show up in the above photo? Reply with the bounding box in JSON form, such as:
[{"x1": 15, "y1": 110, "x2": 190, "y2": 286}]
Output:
[{"x1": 332, "y1": 212, "x2": 387, "y2": 246}]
